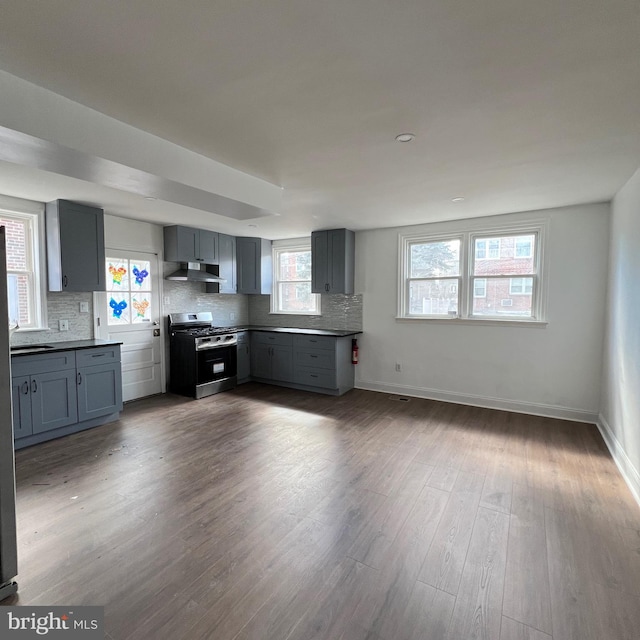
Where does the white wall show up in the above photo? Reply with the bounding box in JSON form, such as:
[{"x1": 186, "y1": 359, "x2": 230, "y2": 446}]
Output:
[
  {"x1": 355, "y1": 203, "x2": 610, "y2": 421},
  {"x1": 105, "y1": 214, "x2": 164, "y2": 254},
  {"x1": 599, "y1": 167, "x2": 640, "y2": 502}
]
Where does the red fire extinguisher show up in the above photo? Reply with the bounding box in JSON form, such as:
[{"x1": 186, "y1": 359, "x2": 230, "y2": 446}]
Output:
[{"x1": 352, "y1": 338, "x2": 359, "y2": 365}]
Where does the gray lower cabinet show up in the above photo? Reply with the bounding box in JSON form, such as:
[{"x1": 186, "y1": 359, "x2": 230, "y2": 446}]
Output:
[
  {"x1": 11, "y1": 351, "x2": 78, "y2": 438},
  {"x1": 11, "y1": 346, "x2": 122, "y2": 448},
  {"x1": 77, "y1": 362, "x2": 123, "y2": 422},
  {"x1": 236, "y1": 331, "x2": 251, "y2": 383},
  {"x1": 31, "y1": 369, "x2": 78, "y2": 434},
  {"x1": 11, "y1": 376, "x2": 33, "y2": 439},
  {"x1": 249, "y1": 331, "x2": 356, "y2": 395},
  {"x1": 250, "y1": 332, "x2": 294, "y2": 382}
]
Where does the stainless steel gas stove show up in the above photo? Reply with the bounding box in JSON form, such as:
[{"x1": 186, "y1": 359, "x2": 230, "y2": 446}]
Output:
[{"x1": 168, "y1": 312, "x2": 239, "y2": 399}]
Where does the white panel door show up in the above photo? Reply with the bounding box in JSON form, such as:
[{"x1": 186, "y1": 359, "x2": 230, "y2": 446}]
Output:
[{"x1": 94, "y1": 250, "x2": 163, "y2": 402}]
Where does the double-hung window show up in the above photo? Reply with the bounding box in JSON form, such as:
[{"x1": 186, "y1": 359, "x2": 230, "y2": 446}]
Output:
[
  {"x1": 404, "y1": 236, "x2": 462, "y2": 316},
  {"x1": 399, "y1": 221, "x2": 546, "y2": 322},
  {"x1": 271, "y1": 240, "x2": 321, "y2": 315},
  {"x1": 1, "y1": 196, "x2": 47, "y2": 330}
]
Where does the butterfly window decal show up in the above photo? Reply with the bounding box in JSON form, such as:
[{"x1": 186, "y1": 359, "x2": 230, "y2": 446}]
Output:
[
  {"x1": 109, "y1": 297, "x2": 128, "y2": 319},
  {"x1": 108, "y1": 264, "x2": 127, "y2": 285},
  {"x1": 132, "y1": 299, "x2": 150, "y2": 318},
  {"x1": 132, "y1": 266, "x2": 149, "y2": 286}
]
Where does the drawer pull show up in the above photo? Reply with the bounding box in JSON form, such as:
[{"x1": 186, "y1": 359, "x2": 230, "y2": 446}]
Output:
[
  {"x1": 310, "y1": 374, "x2": 318, "y2": 378},
  {"x1": 92, "y1": 353, "x2": 106, "y2": 358},
  {"x1": 310, "y1": 355, "x2": 318, "y2": 358}
]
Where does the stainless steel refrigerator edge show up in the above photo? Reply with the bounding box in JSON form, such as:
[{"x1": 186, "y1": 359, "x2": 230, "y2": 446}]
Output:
[{"x1": 0, "y1": 227, "x2": 18, "y2": 600}]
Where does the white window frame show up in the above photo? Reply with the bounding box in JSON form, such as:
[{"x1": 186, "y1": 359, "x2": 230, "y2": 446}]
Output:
[
  {"x1": 271, "y1": 239, "x2": 321, "y2": 316},
  {"x1": 400, "y1": 233, "x2": 463, "y2": 319},
  {"x1": 398, "y1": 219, "x2": 548, "y2": 325},
  {"x1": 0, "y1": 195, "x2": 48, "y2": 331}
]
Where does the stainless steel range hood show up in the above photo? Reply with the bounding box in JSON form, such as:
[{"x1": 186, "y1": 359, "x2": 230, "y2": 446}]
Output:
[{"x1": 165, "y1": 263, "x2": 226, "y2": 283}]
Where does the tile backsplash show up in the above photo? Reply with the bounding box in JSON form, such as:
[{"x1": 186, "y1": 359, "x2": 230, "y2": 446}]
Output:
[
  {"x1": 11, "y1": 270, "x2": 361, "y2": 348},
  {"x1": 248, "y1": 294, "x2": 363, "y2": 331},
  {"x1": 162, "y1": 261, "x2": 249, "y2": 326},
  {"x1": 163, "y1": 280, "x2": 249, "y2": 326},
  {"x1": 11, "y1": 292, "x2": 94, "y2": 345}
]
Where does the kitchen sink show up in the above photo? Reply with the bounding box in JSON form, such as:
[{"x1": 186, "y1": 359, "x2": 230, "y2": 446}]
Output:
[{"x1": 10, "y1": 345, "x2": 55, "y2": 352}]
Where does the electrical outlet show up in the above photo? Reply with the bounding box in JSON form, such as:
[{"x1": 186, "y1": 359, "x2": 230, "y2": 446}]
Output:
[
  {"x1": 230, "y1": 312, "x2": 235, "y2": 321},
  {"x1": 395, "y1": 363, "x2": 402, "y2": 372},
  {"x1": 79, "y1": 301, "x2": 90, "y2": 313},
  {"x1": 163, "y1": 296, "x2": 170, "y2": 306},
  {"x1": 59, "y1": 319, "x2": 69, "y2": 331}
]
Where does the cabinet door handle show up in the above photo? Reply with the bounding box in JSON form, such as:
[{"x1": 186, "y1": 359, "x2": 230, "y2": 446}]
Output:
[
  {"x1": 22, "y1": 381, "x2": 29, "y2": 394},
  {"x1": 63, "y1": 275, "x2": 68, "y2": 288},
  {"x1": 325, "y1": 283, "x2": 329, "y2": 292},
  {"x1": 77, "y1": 372, "x2": 82, "y2": 385},
  {"x1": 31, "y1": 379, "x2": 37, "y2": 394}
]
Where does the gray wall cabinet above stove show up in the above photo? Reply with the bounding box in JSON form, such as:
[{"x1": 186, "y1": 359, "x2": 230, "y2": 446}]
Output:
[{"x1": 164, "y1": 225, "x2": 219, "y2": 263}]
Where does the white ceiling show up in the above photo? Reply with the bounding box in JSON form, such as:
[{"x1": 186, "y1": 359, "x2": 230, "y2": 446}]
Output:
[{"x1": 0, "y1": 0, "x2": 639, "y2": 238}]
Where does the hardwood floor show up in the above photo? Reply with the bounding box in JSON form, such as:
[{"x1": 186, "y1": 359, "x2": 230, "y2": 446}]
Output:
[{"x1": 3, "y1": 384, "x2": 640, "y2": 639}]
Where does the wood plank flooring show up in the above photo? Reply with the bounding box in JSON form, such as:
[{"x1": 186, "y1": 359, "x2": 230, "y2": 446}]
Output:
[{"x1": 2, "y1": 384, "x2": 640, "y2": 639}]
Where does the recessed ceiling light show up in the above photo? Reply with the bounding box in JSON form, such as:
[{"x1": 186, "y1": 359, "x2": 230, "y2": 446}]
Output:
[
  {"x1": 395, "y1": 133, "x2": 415, "y2": 143},
  {"x1": 247, "y1": 224, "x2": 258, "y2": 228},
  {"x1": 451, "y1": 197, "x2": 465, "y2": 203},
  {"x1": 144, "y1": 196, "x2": 157, "y2": 201}
]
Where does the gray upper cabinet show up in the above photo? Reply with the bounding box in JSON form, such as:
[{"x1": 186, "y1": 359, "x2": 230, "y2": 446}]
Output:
[
  {"x1": 164, "y1": 225, "x2": 219, "y2": 263},
  {"x1": 311, "y1": 228, "x2": 355, "y2": 294},
  {"x1": 237, "y1": 237, "x2": 272, "y2": 294},
  {"x1": 206, "y1": 233, "x2": 236, "y2": 294},
  {"x1": 46, "y1": 200, "x2": 106, "y2": 292}
]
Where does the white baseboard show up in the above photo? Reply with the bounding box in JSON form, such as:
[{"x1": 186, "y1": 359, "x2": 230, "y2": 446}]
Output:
[
  {"x1": 597, "y1": 414, "x2": 640, "y2": 508},
  {"x1": 355, "y1": 379, "x2": 599, "y2": 424}
]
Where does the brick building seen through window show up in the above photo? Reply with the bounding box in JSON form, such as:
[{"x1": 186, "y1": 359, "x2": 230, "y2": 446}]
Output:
[{"x1": 1, "y1": 215, "x2": 32, "y2": 326}]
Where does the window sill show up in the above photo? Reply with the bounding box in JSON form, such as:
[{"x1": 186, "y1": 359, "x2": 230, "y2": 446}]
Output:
[
  {"x1": 395, "y1": 316, "x2": 548, "y2": 328},
  {"x1": 269, "y1": 311, "x2": 322, "y2": 317},
  {"x1": 12, "y1": 326, "x2": 50, "y2": 333}
]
